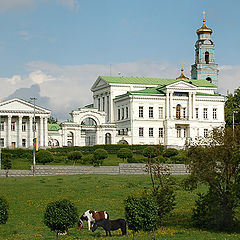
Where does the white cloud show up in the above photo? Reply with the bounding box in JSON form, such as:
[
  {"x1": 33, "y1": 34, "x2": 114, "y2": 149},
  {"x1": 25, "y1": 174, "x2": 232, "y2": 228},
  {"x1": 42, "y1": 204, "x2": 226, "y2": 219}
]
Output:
[
  {"x1": 0, "y1": 0, "x2": 34, "y2": 12},
  {"x1": 29, "y1": 70, "x2": 56, "y2": 84},
  {"x1": 7, "y1": 75, "x2": 22, "y2": 85}
]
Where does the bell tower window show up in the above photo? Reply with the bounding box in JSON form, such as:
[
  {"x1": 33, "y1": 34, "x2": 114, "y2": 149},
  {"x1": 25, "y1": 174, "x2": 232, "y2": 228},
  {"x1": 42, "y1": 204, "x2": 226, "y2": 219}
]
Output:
[
  {"x1": 205, "y1": 51, "x2": 209, "y2": 64},
  {"x1": 206, "y1": 77, "x2": 212, "y2": 83}
]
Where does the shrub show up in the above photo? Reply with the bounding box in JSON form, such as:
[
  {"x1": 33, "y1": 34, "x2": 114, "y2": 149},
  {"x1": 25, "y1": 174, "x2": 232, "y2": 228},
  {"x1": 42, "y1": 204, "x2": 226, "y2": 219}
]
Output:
[
  {"x1": 44, "y1": 199, "x2": 78, "y2": 239},
  {"x1": 81, "y1": 154, "x2": 93, "y2": 164},
  {"x1": 171, "y1": 154, "x2": 187, "y2": 164},
  {"x1": 2, "y1": 155, "x2": 12, "y2": 178},
  {"x1": 53, "y1": 156, "x2": 67, "y2": 163},
  {"x1": 163, "y1": 148, "x2": 178, "y2": 158},
  {"x1": 92, "y1": 148, "x2": 108, "y2": 166},
  {"x1": 0, "y1": 197, "x2": 8, "y2": 225},
  {"x1": 67, "y1": 151, "x2": 83, "y2": 165},
  {"x1": 117, "y1": 148, "x2": 133, "y2": 162},
  {"x1": 36, "y1": 150, "x2": 54, "y2": 165},
  {"x1": 125, "y1": 193, "x2": 158, "y2": 239},
  {"x1": 143, "y1": 146, "x2": 157, "y2": 162}
]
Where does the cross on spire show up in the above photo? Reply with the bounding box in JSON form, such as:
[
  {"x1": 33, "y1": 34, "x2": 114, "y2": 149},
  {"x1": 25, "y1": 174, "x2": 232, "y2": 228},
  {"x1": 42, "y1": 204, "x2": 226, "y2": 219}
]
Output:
[{"x1": 203, "y1": 10, "x2": 206, "y2": 22}]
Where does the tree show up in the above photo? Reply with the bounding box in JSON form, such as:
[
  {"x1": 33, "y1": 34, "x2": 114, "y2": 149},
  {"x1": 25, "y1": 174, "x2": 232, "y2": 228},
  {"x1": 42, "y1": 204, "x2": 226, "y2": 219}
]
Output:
[
  {"x1": 117, "y1": 148, "x2": 133, "y2": 162},
  {"x1": 0, "y1": 197, "x2": 8, "y2": 225},
  {"x1": 91, "y1": 148, "x2": 108, "y2": 166},
  {"x1": 225, "y1": 88, "x2": 240, "y2": 128},
  {"x1": 36, "y1": 150, "x2": 54, "y2": 165},
  {"x1": 185, "y1": 127, "x2": 240, "y2": 231},
  {"x1": 67, "y1": 151, "x2": 83, "y2": 165},
  {"x1": 163, "y1": 148, "x2": 178, "y2": 158},
  {"x1": 48, "y1": 116, "x2": 58, "y2": 124},
  {"x1": 125, "y1": 193, "x2": 158, "y2": 240},
  {"x1": 44, "y1": 199, "x2": 78, "y2": 240},
  {"x1": 2, "y1": 154, "x2": 12, "y2": 178}
]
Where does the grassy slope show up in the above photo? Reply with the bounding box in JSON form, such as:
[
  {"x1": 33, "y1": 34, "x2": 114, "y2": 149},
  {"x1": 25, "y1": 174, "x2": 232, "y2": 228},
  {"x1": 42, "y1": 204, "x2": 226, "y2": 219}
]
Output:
[{"x1": 0, "y1": 175, "x2": 240, "y2": 240}]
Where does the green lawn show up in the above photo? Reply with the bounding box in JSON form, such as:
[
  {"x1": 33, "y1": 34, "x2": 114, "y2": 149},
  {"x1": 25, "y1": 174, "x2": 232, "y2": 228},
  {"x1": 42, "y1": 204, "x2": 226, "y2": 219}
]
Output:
[{"x1": 0, "y1": 175, "x2": 240, "y2": 240}]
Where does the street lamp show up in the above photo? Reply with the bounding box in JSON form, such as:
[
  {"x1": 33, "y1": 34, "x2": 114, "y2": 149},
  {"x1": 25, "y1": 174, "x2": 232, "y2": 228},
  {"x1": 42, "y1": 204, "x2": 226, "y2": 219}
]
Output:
[{"x1": 30, "y1": 97, "x2": 37, "y2": 175}]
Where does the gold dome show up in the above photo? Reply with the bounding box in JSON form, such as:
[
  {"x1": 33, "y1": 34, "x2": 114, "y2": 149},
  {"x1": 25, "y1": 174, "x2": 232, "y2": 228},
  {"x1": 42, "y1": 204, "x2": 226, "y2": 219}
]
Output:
[
  {"x1": 197, "y1": 18, "x2": 213, "y2": 35},
  {"x1": 176, "y1": 67, "x2": 189, "y2": 80}
]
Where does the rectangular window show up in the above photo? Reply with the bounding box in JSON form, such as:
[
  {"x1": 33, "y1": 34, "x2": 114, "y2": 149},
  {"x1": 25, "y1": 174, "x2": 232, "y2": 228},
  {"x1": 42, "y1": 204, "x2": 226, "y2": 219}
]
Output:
[
  {"x1": 203, "y1": 108, "x2": 207, "y2": 119},
  {"x1": 11, "y1": 122, "x2": 15, "y2": 131},
  {"x1": 107, "y1": 96, "x2": 110, "y2": 121},
  {"x1": 177, "y1": 126, "x2": 181, "y2": 138},
  {"x1": 102, "y1": 97, "x2": 105, "y2": 111},
  {"x1": 0, "y1": 138, "x2": 4, "y2": 147},
  {"x1": 118, "y1": 109, "x2": 120, "y2": 121},
  {"x1": 98, "y1": 98, "x2": 101, "y2": 111},
  {"x1": 213, "y1": 108, "x2": 217, "y2": 119},
  {"x1": 183, "y1": 128, "x2": 186, "y2": 137},
  {"x1": 118, "y1": 130, "x2": 121, "y2": 135},
  {"x1": 22, "y1": 122, "x2": 26, "y2": 132},
  {"x1": 139, "y1": 127, "x2": 144, "y2": 137},
  {"x1": 159, "y1": 107, "x2": 163, "y2": 119},
  {"x1": 139, "y1": 106, "x2": 143, "y2": 118},
  {"x1": 126, "y1": 107, "x2": 129, "y2": 119},
  {"x1": 122, "y1": 108, "x2": 124, "y2": 120},
  {"x1": 149, "y1": 128, "x2": 153, "y2": 137},
  {"x1": 159, "y1": 128, "x2": 164, "y2": 138},
  {"x1": 0, "y1": 121, "x2": 4, "y2": 131},
  {"x1": 204, "y1": 129, "x2": 208, "y2": 137},
  {"x1": 22, "y1": 139, "x2": 26, "y2": 148},
  {"x1": 196, "y1": 108, "x2": 199, "y2": 119},
  {"x1": 183, "y1": 108, "x2": 186, "y2": 119},
  {"x1": 149, "y1": 107, "x2": 153, "y2": 118}
]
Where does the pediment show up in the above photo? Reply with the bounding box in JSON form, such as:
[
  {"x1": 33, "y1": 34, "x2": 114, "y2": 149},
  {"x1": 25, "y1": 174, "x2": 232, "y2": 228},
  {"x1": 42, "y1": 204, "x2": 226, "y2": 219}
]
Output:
[
  {"x1": 0, "y1": 98, "x2": 50, "y2": 113},
  {"x1": 203, "y1": 66, "x2": 216, "y2": 71},
  {"x1": 91, "y1": 76, "x2": 109, "y2": 91},
  {"x1": 166, "y1": 81, "x2": 197, "y2": 90}
]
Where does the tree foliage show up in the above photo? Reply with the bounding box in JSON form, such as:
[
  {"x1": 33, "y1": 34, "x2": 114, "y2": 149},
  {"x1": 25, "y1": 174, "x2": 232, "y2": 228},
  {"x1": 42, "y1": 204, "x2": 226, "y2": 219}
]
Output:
[
  {"x1": 117, "y1": 148, "x2": 133, "y2": 162},
  {"x1": 185, "y1": 127, "x2": 240, "y2": 231},
  {"x1": 0, "y1": 197, "x2": 8, "y2": 225},
  {"x1": 91, "y1": 148, "x2": 108, "y2": 166},
  {"x1": 143, "y1": 146, "x2": 157, "y2": 161},
  {"x1": 36, "y1": 150, "x2": 54, "y2": 165},
  {"x1": 44, "y1": 199, "x2": 78, "y2": 239},
  {"x1": 2, "y1": 154, "x2": 12, "y2": 178},
  {"x1": 225, "y1": 88, "x2": 240, "y2": 128},
  {"x1": 67, "y1": 151, "x2": 83, "y2": 165},
  {"x1": 163, "y1": 148, "x2": 178, "y2": 158}
]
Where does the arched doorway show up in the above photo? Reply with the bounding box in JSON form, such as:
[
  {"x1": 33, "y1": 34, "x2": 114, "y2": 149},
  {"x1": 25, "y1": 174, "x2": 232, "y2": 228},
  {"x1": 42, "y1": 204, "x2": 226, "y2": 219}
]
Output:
[
  {"x1": 206, "y1": 77, "x2": 212, "y2": 83},
  {"x1": 67, "y1": 132, "x2": 74, "y2": 146},
  {"x1": 105, "y1": 133, "x2": 111, "y2": 144},
  {"x1": 81, "y1": 117, "x2": 97, "y2": 146}
]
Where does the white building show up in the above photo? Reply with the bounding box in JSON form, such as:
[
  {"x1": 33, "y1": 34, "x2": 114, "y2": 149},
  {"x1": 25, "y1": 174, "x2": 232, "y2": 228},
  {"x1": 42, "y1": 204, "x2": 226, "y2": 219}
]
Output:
[
  {"x1": 0, "y1": 98, "x2": 50, "y2": 148},
  {"x1": 0, "y1": 18, "x2": 225, "y2": 149}
]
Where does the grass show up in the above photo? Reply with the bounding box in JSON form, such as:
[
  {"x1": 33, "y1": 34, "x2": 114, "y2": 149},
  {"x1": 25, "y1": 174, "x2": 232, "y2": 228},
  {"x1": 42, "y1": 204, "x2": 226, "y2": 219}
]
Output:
[{"x1": 0, "y1": 175, "x2": 240, "y2": 240}]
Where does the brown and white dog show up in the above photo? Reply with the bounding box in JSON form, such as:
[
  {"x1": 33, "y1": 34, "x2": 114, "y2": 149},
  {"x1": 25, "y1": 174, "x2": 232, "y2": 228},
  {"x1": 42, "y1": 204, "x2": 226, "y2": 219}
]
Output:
[{"x1": 78, "y1": 210, "x2": 109, "y2": 231}]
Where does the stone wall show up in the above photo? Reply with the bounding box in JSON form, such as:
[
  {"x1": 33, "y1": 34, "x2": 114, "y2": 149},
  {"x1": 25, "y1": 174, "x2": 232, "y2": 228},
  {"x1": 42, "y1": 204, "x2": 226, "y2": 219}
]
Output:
[{"x1": 0, "y1": 163, "x2": 189, "y2": 178}]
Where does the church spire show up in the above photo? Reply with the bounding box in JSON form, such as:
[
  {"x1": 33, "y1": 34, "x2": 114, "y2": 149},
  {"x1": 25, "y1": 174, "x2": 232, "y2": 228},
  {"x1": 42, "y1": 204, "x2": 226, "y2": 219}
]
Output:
[{"x1": 176, "y1": 62, "x2": 189, "y2": 80}]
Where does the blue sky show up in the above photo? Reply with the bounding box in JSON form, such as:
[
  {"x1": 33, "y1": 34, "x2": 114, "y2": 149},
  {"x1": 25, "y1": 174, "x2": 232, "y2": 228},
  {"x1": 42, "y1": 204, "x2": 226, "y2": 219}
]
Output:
[{"x1": 0, "y1": 0, "x2": 240, "y2": 120}]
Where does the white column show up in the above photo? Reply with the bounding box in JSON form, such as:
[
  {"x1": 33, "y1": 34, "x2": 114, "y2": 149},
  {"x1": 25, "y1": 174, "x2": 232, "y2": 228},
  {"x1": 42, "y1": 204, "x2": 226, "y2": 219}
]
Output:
[
  {"x1": 40, "y1": 117, "x2": 44, "y2": 148},
  {"x1": 44, "y1": 117, "x2": 48, "y2": 147},
  {"x1": 170, "y1": 91, "x2": 173, "y2": 119},
  {"x1": 18, "y1": 116, "x2": 23, "y2": 148},
  {"x1": 29, "y1": 116, "x2": 33, "y2": 148},
  {"x1": 7, "y1": 115, "x2": 11, "y2": 148},
  {"x1": 166, "y1": 92, "x2": 169, "y2": 119},
  {"x1": 189, "y1": 92, "x2": 192, "y2": 120},
  {"x1": 192, "y1": 93, "x2": 196, "y2": 120}
]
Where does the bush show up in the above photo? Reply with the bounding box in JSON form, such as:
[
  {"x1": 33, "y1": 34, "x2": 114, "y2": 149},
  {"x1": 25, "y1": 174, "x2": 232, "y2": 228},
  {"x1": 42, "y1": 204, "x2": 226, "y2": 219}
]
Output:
[
  {"x1": 53, "y1": 156, "x2": 67, "y2": 163},
  {"x1": 67, "y1": 151, "x2": 83, "y2": 165},
  {"x1": 127, "y1": 157, "x2": 146, "y2": 163},
  {"x1": 92, "y1": 148, "x2": 108, "y2": 166},
  {"x1": 36, "y1": 150, "x2": 54, "y2": 165},
  {"x1": 117, "y1": 148, "x2": 133, "y2": 162},
  {"x1": 0, "y1": 197, "x2": 8, "y2": 225},
  {"x1": 81, "y1": 154, "x2": 93, "y2": 164},
  {"x1": 143, "y1": 146, "x2": 157, "y2": 161},
  {"x1": 125, "y1": 193, "x2": 158, "y2": 239},
  {"x1": 171, "y1": 154, "x2": 187, "y2": 164},
  {"x1": 2, "y1": 155, "x2": 12, "y2": 177},
  {"x1": 163, "y1": 148, "x2": 178, "y2": 158},
  {"x1": 44, "y1": 199, "x2": 78, "y2": 239}
]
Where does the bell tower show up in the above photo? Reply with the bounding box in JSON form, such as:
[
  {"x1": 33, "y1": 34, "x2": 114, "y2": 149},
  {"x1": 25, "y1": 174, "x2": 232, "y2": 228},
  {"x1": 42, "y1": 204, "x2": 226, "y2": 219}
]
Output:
[{"x1": 191, "y1": 11, "x2": 218, "y2": 87}]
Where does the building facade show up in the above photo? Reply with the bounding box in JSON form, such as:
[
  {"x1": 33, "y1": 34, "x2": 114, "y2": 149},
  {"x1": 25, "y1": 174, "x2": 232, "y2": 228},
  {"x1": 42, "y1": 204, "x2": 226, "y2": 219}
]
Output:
[{"x1": 0, "y1": 18, "x2": 225, "y2": 149}]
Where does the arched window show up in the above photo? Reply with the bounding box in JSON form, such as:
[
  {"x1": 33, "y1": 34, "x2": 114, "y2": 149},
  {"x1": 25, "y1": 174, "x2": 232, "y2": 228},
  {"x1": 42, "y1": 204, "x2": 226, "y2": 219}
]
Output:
[
  {"x1": 105, "y1": 133, "x2": 111, "y2": 144},
  {"x1": 81, "y1": 117, "x2": 97, "y2": 126},
  {"x1": 205, "y1": 51, "x2": 209, "y2": 64},
  {"x1": 177, "y1": 126, "x2": 181, "y2": 138},
  {"x1": 176, "y1": 104, "x2": 181, "y2": 120},
  {"x1": 67, "y1": 132, "x2": 74, "y2": 146}
]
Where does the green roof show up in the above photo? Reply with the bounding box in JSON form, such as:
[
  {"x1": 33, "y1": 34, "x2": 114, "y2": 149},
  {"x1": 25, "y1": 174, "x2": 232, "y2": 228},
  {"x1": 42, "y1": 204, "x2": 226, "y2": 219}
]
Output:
[
  {"x1": 48, "y1": 123, "x2": 61, "y2": 131},
  {"x1": 196, "y1": 92, "x2": 223, "y2": 97},
  {"x1": 100, "y1": 76, "x2": 216, "y2": 88}
]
